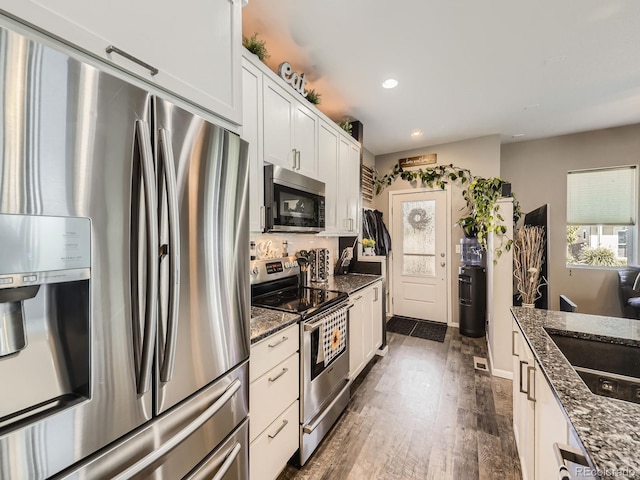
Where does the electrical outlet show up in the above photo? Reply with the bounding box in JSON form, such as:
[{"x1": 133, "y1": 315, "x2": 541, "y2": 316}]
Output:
[{"x1": 455, "y1": 244, "x2": 461, "y2": 254}]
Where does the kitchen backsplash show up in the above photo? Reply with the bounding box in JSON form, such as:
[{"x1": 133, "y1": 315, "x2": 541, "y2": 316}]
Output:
[{"x1": 251, "y1": 234, "x2": 339, "y2": 274}]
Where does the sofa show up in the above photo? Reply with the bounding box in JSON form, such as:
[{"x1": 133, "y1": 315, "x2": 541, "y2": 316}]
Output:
[{"x1": 617, "y1": 266, "x2": 640, "y2": 319}]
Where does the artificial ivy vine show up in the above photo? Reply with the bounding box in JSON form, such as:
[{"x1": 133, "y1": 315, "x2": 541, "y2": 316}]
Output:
[{"x1": 374, "y1": 163, "x2": 521, "y2": 260}]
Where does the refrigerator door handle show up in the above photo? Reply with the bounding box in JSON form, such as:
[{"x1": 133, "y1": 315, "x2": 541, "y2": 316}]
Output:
[
  {"x1": 184, "y1": 442, "x2": 242, "y2": 480},
  {"x1": 112, "y1": 379, "x2": 242, "y2": 480},
  {"x1": 135, "y1": 120, "x2": 159, "y2": 395},
  {"x1": 158, "y1": 128, "x2": 181, "y2": 383}
]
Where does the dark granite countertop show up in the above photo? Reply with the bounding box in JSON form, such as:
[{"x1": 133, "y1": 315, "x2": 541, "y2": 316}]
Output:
[
  {"x1": 250, "y1": 306, "x2": 300, "y2": 345},
  {"x1": 310, "y1": 273, "x2": 382, "y2": 295},
  {"x1": 511, "y1": 307, "x2": 640, "y2": 478}
]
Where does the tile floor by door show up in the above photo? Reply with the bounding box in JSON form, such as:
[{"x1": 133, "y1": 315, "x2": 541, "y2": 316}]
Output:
[{"x1": 279, "y1": 328, "x2": 522, "y2": 480}]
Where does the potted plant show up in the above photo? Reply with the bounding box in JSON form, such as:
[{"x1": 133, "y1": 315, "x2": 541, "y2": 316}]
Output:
[
  {"x1": 242, "y1": 33, "x2": 269, "y2": 61},
  {"x1": 362, "y1": 238, "x2": 376, "y2": 256},
  {"x1": 305, "y1": 88, "x2": 321, "y2": 105},
  {"x1": 513, "y1": 225, "x2": 547, "y2": 306},
  {"x1": 457, "y1": 177, "x2": 521, "y2": 262}
]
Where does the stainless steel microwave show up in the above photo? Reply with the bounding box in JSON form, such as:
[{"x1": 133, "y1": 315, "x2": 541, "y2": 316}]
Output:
[{"x1": 264, "y1": 165, "x2": 326, "y2": 233}]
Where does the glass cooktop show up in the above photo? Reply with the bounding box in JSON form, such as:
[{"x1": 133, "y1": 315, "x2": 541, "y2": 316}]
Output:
[{"x1": 252, "y1": 286, "x2": 347, "y2": 318}]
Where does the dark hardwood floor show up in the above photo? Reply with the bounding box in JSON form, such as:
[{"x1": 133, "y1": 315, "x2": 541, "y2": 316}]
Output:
[{"x1": 279, "y1": 328, "x2": 522, "y2": 480}]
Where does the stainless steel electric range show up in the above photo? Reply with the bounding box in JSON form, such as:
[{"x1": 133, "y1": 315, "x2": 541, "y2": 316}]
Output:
[{"x1": 250, "y1": 257, "x2": 351, "y2": 466}]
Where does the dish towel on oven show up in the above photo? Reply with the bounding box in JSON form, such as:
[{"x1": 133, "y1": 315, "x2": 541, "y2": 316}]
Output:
[{"x1": 316, "y1": 305, "x2": 348, "y2": 366}]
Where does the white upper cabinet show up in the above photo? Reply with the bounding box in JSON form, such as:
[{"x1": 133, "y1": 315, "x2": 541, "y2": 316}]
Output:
[
  {"x1": 337, "y1": 137, "x2": 361, "y2": 234},
  {"x1": 2, "y1": 0, "x2": 242, "y2": 123},
  {"x1": 262, "y1": 75, "x2": 318, "y2": 178},
  {"x1": 318, "y1": 120, "x2": 339, "y2": 233},
  {"x1": 242, "y1": 58, "x2": 265, "y2": 233},
  {"x1": 242, "y1": 51, "x2": 361, "y2": 235},
  {"x1": 293, "y1": 103, "x2": 318, "y2": 178},
  {"x1": 263, "y1": 76, "x2": 295, "y2": 169}
]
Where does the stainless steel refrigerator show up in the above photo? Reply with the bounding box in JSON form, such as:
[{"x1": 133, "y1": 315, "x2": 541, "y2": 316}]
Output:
[{"x1": 0, "y1": 23, "x2": 250, "y2": 479}]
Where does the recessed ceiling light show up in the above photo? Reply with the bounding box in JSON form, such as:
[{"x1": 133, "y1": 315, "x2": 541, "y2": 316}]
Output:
[
  {"x1": 512, "y1": 133, "x2": 525, "y2": 138},
  {"x1": 382, "y1": 78, "x2": 398, "y2": 89},
  {"x1": 411, "y1": 130, "x2": 423, "y2": 138},
  {"x1": 524, "y1": 103, "x2": 540, "y2": 110}
]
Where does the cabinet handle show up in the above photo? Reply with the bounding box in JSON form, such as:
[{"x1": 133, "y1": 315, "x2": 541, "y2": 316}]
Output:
[
  {"x1": 268, "y1": 367, "x2": 288, "y2": 383},
  {"x1": 374, "y1": 287, "x2": 378, "y2": 302},
  {"x1": 267, "y1": 336, "x2": 288, "y2": 348},
  {"x1": 292, "y1": 149, "x2": 297, "y2": 170},
  {"x1": 296, "y1": 150, "x2": 301, "y2": 170},
  {"x1": 259, "y1": 205, "x2": 265, "y2": 230},
  {"x1": 519, "y1": 360, "x2": 529, "y2": 394},
  {"x1": 268, "y1": 419, "x2": 289, "y2": 439},
  {"x1": 526, "y1": 365, "x2": 536, "y2": 402},
  {"x1": 512, "y1": 330, "x2": 519, "y2": 357},
  {"x1": 106, "y1": 45, "x2": 158, "y2": 76}
]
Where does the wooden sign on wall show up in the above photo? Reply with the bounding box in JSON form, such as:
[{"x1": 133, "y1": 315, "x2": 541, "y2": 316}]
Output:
[{"x1": 398, "y1": 154, "x2": 437, "y2": 168}]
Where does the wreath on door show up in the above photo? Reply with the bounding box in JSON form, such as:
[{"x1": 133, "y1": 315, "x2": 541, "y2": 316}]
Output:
[{"x1": 407, "y1": 208, "x2": 430, "y2": 231}]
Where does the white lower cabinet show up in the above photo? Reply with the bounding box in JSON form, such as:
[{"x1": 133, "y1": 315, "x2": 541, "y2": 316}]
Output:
[
  {"x1": 349, "y1": 281, "x2": 383, "y2": 379},
  {"x1": 250, "y1": 401, "x2": 299, "y2": 480},
  {"x1": 249, "y1": 353, "x2": 299, "y2": 442},
  {"x1": 512, "y1": 319, "x2": 569, "y2": 480},
  {"x1": 249, "y1": 324, "x2": 300, "y2": 480}
]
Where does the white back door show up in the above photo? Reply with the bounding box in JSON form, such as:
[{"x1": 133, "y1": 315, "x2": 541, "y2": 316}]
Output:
[{"x1": 391, "y1": 190, "x2": 448, "y2": 323}]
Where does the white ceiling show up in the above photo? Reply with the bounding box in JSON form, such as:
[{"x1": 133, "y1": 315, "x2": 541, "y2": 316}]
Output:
[{"x1": 242, "y1": 1, "x2": 640, "y2": 156}]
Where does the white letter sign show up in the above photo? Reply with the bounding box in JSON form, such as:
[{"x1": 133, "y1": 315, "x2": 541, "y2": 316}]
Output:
[{"x1": 278, "y1": 62, "x2": 308, "y2": 98}]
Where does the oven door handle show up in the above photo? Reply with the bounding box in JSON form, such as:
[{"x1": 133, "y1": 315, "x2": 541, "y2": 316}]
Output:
[{"x1": 303, "y1": 304, "x2": 353, "y2": 332}]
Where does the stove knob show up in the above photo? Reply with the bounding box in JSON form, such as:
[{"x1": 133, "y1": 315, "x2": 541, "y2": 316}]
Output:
[
  {"x1": 285, "y1": 262, "x2": 291, "y2": 268},
  {"x1": 251, "y1": 266, "x2": 259, "y2": 276}
]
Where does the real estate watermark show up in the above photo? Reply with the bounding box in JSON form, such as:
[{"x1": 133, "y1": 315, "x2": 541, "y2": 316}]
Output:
[{"x1": 575, "y1": 466, "x2": 636, "y2": 477}]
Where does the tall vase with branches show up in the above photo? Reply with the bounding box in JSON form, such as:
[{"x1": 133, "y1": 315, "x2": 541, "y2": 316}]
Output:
[{"x1": 514, "y1": 225, "x2": 547, "y2": 305}]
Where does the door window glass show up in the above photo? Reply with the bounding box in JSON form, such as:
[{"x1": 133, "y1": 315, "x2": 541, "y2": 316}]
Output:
[{"x1": 402, "y1": 200, "x2": 435, "y2": 276}]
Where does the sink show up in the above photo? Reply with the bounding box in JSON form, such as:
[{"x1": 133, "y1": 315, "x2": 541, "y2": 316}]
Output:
[{"x1": 546, "y1": 331, "x2": 640, "y2": 405}]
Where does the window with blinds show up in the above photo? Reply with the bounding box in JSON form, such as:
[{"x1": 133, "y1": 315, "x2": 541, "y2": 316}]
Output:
[
  {"x1": 566, "y1": 165, "x2": 638, "y2": 267},
  {"x1": 567, "y1": 166, "x2": 637, "y2": 225}
]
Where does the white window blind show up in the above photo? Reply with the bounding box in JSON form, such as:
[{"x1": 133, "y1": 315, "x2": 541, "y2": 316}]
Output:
[{"x1": 567, "y1": 166, "x2": 637, "y2": 225}]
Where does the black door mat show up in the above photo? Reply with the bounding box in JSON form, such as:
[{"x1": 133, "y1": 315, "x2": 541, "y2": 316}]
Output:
[
  {"x1": 386, "y1": 316, "x2": 417, "y2": 335},
  {"x1": 387, "y1": 316, "x2": 447, "y2": 343}
]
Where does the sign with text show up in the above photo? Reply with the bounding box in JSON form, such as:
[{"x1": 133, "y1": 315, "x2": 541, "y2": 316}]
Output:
[
  {"x1": 398, "y1": 154, "x2": 437, "y2": 168},
  {"x1": 278, "y1": 62, "x2": 308, "y2": 98}
]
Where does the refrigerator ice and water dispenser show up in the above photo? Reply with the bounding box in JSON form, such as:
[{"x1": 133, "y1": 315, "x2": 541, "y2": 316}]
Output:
[{"x1": 0, "y1": 214, "x2": 91, "y2": 426}]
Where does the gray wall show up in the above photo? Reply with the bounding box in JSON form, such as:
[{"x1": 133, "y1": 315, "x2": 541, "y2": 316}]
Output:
[
  {"x1": 374, "y1": 134, "x2": 501, "y2": 325},
  {"x1": 501, "y1": 124, "x2": 640, "y2": 316},
  {"x1": 363, "y1": 147, "x2": 375, "y2": 168}
]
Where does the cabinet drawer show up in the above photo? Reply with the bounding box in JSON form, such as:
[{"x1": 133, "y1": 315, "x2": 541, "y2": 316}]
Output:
[
  {"x1": 250, "y1": 353, "x2": 299, "y2": 442},
  {"x1": 250, "y1": 324, "x2": 299, "y2": 382},
  {"x1": 250, "y1": 400, "x2": 299, "y2": 480}
]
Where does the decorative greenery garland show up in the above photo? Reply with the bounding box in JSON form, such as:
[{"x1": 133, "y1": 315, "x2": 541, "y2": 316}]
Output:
[{"x1": 374, "y1": 163, "x2": 521, "y2": 259}]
